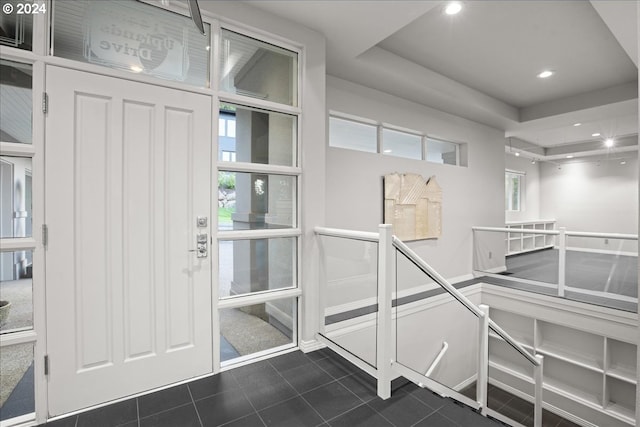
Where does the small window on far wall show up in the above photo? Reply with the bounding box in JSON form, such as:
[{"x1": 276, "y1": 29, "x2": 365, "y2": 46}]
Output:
[
  {"x1": 329, "y1": 116, "x2": 377, "y2": 153},
  {"x1": 426, "y1": 137, "x2": 459, "y2": 165},
  {"x1": 505, "y1": 171, "x2": 524, "y2": 211},
  {"x1": 382, "y1": 128, "x2": 422, "y2": 160}
]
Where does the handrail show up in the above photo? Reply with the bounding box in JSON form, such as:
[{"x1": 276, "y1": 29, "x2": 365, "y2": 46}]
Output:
[
  {"x1": 393, "y1": 236, "x2": 484, "y2": 318},
  {"x1": 473, "y1": 226, "x2": 638, "y2": 240},
  {"x1": 472, "y1": 226, "x2": 558, "y2": 235},
  {"x1": 393, "y1": 236, "x2": 540, "y2": 367},
  {"x1": 418, "y1": 341, "x2": 449, "y2": 388},
  {"x1": 315, "y1": 226, "x2": 380, "y2": 242},
  {"x1": 565, "y1": 231, "x2": 638, "y2": 240},
  {"x1": 488, "y1": 320, "x2": 539, "y2": 365},
  {"x1": 425, "y1": 341, "x2": 448, "y2": 377}
]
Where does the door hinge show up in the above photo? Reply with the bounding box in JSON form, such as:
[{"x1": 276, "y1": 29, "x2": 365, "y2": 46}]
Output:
[
  {"x1": 44, "y1": 355, "x2": 49, "y2": 376},
  {"x1": 42, "y1": 92, "x2": 48, "y2": 114},
  {"x1": 42, "y1": 224, "x2": 48, "y2": 248}
]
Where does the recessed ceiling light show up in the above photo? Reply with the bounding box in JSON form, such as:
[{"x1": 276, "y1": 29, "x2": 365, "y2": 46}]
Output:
[
  {"x1": 592, "y1": 133, "x2": 601, "y2": 137},
  {"x1": 383, "y1": 149, "x2": 392, "y2": 153},
  {"x1": 605, "y1": 138, "x2": 614, "y2": 148},
  {"x1": 514, "y1": 152, "x2": 520, "y2": 157},
  {"x1": 531, "y1": 159, "x2": 536, "y2": 165},
  {"x1": 621, "y1": 160, "x2": 627, "y2": 165},
  {"x1": 130, "y1": 65, "x2": 143, "y2": 73},
  {"x1": 537, "y1": 70, "x2": 554, "y2": 79},
  {"x1": 566, "y1": 155, "x2": 574, "y2": 159},
  {"x1": 573, "y1": 123, "x2": 581, "y2": 127},
  {"x1": 445, "y1": 2, "x2": 462, "y2": 15}
]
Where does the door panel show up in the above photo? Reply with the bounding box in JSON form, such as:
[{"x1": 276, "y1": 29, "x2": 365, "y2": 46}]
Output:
[
  {"x1": 45, "y1": 66, "x2": 212, "y2": 416},
  {"x1": 123, "y1": 100, "x2": 155, "y2": 360}
]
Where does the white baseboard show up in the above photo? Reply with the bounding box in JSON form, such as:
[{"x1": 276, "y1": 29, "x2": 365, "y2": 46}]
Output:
[
  {"x1": 450, "y1": 273, "x2": 475, "y2": 284},
  {"x1": 454, "y1": 374, "x2": 477, "y2": 392},
  {"x1": 300, "y1": 339, "x2": 325, "y2": 353},
  {"x1": 484, "y1": 266, "x2": 507, "y2": 274}
]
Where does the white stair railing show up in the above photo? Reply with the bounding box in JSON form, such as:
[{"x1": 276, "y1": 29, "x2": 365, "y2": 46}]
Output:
[{"x1": 315, "y1": 224, "x2": 545, "y2": 427}]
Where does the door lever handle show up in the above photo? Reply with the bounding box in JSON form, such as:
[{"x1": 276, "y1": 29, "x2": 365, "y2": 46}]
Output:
[{"x1": 190, "y1": 233, "x2": 208, "y2": 258}]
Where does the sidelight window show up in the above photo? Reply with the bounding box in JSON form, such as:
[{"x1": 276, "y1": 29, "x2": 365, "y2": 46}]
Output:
[
  {"x1": 216, "y1": 27, "x2": 301, "y2": 365},
  {"x1": 220, "y1": 29, "x2": 298, "y2": 107}
]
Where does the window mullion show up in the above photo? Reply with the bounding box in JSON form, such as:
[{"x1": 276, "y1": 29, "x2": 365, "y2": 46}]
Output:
[{"x1": 0, "y1": 330, "x2": 37, "y2": 347}]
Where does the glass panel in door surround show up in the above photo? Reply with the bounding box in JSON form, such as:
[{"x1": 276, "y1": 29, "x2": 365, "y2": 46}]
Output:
[
  {"x1": 218, "y1": 104, "x2": 297, "y2": 167},
  {"x1": 218, "y1": 172, "x2": 296, "y2": 231},
  {"x1": 220, "y1": 297, "x2": 296, "y2": 363},
  {"x1": 53, "y1": 0, "x2": 211, "y2": 87},
  {"x1": 0, "y1": 157, "x2": 32, "y2": 238},
  {"x1": 218, "y1": 237, "x2": 296, "y2": 298},
  {"x1": 0, "y1": 250, "x2": 33, "y2": 333},
  {"x1": 0, "y1": 342, "x2": 34, "y2": 421},
  {"x1": 0, "y1": 60, "x2": 32, "y2": 144},
  {"x1": 220, "y1": 29, "x2": 298, "y2": 107},
  {"x1": 0, "y1": 0, "x2": 34, "y2": 51}
]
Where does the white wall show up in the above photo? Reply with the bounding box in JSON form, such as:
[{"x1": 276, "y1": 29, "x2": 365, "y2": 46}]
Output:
[
  {"x1": 505, "y1": 153, "x2": 541, "y2": 222},
  {"x1": 326, "y1": 76, "x2": 506, "y2": 280},
  {"x1": 539, "y1": 156, "x2": 638, "y2": 235},
  {"x1": 326, "y1": 287, "x2": 482, "y2": 389}
]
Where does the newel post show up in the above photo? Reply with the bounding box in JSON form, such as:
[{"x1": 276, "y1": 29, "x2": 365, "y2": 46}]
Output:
[{"x1": 376, "y1": 224, "x2": 394, "y2": 399}]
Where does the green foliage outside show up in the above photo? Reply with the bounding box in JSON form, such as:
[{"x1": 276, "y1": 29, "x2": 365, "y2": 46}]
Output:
[
  {"x1": 218, "y1": 206, "x2": 234, "y2": 225},
  {"x1": 219, "y1": 172, "x2": 236, "y2": 190}
]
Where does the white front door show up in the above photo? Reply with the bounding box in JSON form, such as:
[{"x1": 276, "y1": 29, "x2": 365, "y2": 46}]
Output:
[{"x1": 45, "y1": 66, "x2": 213, "y2": 416}]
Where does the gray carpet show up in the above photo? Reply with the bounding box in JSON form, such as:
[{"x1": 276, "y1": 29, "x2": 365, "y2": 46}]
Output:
[{"x1": 220, "y1": 308, "x2": 291, "y2": 362}]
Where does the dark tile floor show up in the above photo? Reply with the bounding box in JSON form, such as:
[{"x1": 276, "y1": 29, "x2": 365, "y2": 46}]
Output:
[
  {"x1": 41, "y1": 348, "x2": 504, "y2": 427},
  {"x1": 461, "y1": 384, "x2": 581, "y2": 427}
]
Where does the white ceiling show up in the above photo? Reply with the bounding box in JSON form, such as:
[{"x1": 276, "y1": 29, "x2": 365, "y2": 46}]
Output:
[
  {"x1": 378, "y1": 1, "x2": 636, "y2": 108},
  {"x1": 243, "y1": 0, "x2": 639, "y2": 160}
]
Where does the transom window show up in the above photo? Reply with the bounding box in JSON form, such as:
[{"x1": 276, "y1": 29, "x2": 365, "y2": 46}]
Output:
[{"x1": 329, "y1": 114, "x2": 466, "y2": 167}]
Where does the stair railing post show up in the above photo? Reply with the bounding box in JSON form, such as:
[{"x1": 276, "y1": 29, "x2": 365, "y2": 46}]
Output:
[
  {"x1": 534, "y1": 354, "x2": 544, "y2": 427},
  {"x1": 376, "y1": 224, "x2": 393, "y2": 399},
  {"x1": 477, "y1": 304, "x2": 489, "y2": 416},
  {"x1": 558, "y1": 227, "x2": 566, "y2": 297},
  {"x1": 317, "y1": 234, "x2": 327, "y2": 337}
]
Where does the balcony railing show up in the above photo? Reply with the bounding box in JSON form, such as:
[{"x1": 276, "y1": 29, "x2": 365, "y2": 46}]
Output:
[{"x1": 472, "y1": 226, "x2": 638, "y2": 311}]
